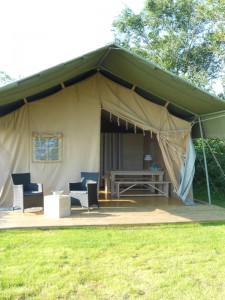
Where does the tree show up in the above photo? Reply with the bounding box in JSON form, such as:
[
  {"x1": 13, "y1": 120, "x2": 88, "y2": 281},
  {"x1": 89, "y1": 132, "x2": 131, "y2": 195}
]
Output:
[
  {"x1": 112, "y1": 0, "x2": 225, "y2": 94},
  {"x1": 0, "y1": 71, "x2": 14, "y2": 86}
]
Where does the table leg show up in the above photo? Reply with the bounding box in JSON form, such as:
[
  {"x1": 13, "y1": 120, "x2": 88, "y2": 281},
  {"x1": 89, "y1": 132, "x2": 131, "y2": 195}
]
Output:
[{"x1": 110, "y1": 174, "x2": 115, "y2": 198}]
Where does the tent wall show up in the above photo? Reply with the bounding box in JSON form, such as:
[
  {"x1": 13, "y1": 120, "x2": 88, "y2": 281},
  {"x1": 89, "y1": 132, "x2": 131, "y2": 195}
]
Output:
[
  {"x1": 192, "y1": 112, "x2": 225, "y2": 139},
  {"x1": 0, "y1": 81, "x2": 101, "y2": 207}
]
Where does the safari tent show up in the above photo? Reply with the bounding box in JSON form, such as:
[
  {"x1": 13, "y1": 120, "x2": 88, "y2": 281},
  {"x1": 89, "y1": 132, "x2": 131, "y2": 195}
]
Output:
[{"x1": 0, "y1": 43, "x2": 225, "y2": 208}]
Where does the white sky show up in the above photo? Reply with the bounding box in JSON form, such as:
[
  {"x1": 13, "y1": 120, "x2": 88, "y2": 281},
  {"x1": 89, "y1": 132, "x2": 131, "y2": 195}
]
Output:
[
  {"x1": 1, "y1": 0, "x2": 223, "y2": 94},
  {"x1": 1, "y1": 0, "x2": 145, "y2": 79}
]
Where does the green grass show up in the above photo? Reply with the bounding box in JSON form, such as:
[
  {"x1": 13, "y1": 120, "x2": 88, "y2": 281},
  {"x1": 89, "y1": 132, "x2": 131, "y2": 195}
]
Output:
[{"x1": 1, "y1": 224, "x2": 225, "y2": 299}]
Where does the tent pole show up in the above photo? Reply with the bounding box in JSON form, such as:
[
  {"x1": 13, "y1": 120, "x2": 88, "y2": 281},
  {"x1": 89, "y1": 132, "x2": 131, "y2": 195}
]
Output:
[{"x1": 198, "y1": 117, "x2": 211, "y2": 204}]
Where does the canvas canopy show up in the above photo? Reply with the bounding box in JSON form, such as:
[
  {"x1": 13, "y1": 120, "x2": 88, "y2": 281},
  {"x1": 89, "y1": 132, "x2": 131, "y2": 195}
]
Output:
[
  {"x1": 0, "y1": 43, "x2": 225, "y2": 207},
  {"x1": 0, "y1": 43, "x2": 225, "y2": 137}
]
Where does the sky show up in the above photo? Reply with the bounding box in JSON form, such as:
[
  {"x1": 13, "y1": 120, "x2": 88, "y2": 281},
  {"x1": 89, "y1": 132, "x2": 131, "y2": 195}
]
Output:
[{"x1": 1, "y1": 0, "x2": 145, "y2": 79}]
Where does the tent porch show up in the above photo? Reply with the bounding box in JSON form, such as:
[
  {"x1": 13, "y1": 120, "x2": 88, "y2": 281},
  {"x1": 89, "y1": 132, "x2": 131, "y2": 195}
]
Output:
[{"x1": 1, "y1": 195, "x2": 225, "y2": 230}]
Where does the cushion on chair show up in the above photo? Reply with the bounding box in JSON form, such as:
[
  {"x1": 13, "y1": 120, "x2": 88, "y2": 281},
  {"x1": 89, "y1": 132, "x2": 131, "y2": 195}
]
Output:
[
  {"x1": 24, "y1": 190, "x2": 43, "y2": 196},
  {"x1": 69, "y1": 182, "x2": 83, "y2": 191},
  {"x1": 24, "y1": 183, "x2": 39, "y2": 192},
  {"x1": 80, "y1": 172, "x2": 99, "y2": 190},
  {"x1": 71, "y1": 198, "x2": 81, "y2": 206}
]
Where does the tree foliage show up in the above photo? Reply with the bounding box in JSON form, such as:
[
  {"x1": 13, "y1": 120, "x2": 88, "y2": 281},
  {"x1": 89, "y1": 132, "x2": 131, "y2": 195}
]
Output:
[
  {"x1": 194, "y1": 138, "x2": 225, "y2": 195},
  {"x1": 0, "y1": 71, "x2": 14, "y2": 86},
  {"x1": 112, "y1": 0, "x2": 225, "y2": 93}
]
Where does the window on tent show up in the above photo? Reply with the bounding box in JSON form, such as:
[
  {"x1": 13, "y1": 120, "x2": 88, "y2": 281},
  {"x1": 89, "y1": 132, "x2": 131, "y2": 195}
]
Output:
[{"x1": 32, "y1": 132, "x2": 63, "y2": 162}]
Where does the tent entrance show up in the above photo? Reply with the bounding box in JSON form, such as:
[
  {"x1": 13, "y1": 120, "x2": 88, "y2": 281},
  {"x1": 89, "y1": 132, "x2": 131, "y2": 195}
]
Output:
[{"x1": 100, "y1": 109, "x2": 169, "y2": 194}]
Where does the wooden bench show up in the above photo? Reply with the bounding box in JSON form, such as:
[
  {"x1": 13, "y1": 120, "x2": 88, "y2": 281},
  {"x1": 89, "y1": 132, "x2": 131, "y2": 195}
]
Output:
[
  {"x1": 114, "y1": 181, "x2": 170, "y2": 198},
  {"x1": 103, "y1": 176, "x2": 154, "y2": 193}
]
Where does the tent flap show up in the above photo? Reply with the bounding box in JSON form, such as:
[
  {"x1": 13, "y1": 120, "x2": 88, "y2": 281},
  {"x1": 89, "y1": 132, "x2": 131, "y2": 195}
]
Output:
[{"x1": 177, "y1": 138, "x2": 196, "y2": 205}]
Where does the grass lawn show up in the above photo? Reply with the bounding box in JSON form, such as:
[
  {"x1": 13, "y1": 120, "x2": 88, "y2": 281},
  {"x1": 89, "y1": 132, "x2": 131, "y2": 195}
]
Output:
[{"x1": 1, "y1": 224, "x2": 225, "y2": 299}]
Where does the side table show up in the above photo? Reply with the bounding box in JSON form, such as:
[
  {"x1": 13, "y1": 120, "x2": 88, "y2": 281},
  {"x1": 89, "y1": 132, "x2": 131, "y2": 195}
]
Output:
[{"x1": 44, "y1": 194, "x2": 71, "y2": 218}]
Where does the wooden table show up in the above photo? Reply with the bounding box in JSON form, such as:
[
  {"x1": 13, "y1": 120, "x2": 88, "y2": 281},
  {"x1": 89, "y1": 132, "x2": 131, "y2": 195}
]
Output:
[{"x1": 105, "y1": 170, "x2": 165, "y2": 197}]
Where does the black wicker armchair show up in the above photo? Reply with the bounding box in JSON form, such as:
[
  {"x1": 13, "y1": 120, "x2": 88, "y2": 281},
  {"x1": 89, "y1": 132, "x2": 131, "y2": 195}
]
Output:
[
  {"x1": 69, "y1": 172, "x2": 99, "y2": 211},
  {"x1": 11, "y1": 173, "x2": 44, "y2": 212}
]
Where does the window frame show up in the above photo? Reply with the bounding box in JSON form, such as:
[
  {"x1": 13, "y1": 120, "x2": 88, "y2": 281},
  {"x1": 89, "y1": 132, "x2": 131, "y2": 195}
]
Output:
[{"x1": 32, "y1": 132, "x2": 63, "y2": 163}]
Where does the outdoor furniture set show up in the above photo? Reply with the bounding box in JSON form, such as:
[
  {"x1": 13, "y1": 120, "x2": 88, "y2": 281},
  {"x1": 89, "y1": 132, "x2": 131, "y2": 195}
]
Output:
[
  {"x1": 11, "y1": 172, "x2": 99, "y2": 215},
  {"x1": 11, "y1": 170, "x2": 170, "y2": 216}
]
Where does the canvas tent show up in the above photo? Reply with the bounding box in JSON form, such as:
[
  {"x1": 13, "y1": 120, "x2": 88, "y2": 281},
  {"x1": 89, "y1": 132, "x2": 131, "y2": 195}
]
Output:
[{"x1": 0, "y1": 43, "x2": 225, "y2": 208}]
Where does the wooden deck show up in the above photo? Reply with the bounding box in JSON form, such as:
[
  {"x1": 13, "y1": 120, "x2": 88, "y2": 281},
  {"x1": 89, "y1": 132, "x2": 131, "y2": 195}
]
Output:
[{"x1": 1, "y1": 194, "x2": 225, "y2": 230}]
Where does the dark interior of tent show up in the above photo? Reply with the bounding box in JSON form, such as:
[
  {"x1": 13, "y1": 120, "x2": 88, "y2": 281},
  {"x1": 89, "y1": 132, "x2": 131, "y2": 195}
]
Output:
[{"x1": 100, "y1": 109, "x2": 167, "y2": 191}]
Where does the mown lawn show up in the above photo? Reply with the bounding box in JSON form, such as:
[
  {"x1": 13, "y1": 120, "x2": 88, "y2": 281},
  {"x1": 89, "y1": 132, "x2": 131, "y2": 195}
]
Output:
[{"x1": 1, "y1": 223, "x2": 225, "y2": 299}]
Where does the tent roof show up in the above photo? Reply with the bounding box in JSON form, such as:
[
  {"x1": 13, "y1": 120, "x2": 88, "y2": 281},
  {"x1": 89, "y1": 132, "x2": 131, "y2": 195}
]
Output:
[{"x1": 0, "y1": 43, "x2": 225, "y2": 122}]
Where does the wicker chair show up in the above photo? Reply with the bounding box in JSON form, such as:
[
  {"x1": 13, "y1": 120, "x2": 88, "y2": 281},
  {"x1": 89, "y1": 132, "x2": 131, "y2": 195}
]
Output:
[
  {"x1": 69, "y1": 172, "x2": 99, "y2": 211},
  {"x1": 11, "y1": 173, "x2": 44, "y2": 212}
]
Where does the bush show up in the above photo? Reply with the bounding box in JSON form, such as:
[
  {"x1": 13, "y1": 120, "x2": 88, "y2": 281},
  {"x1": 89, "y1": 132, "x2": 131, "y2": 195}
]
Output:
[{"x1": 193, "y1": 138, "x2": 225, "y2": 204}]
